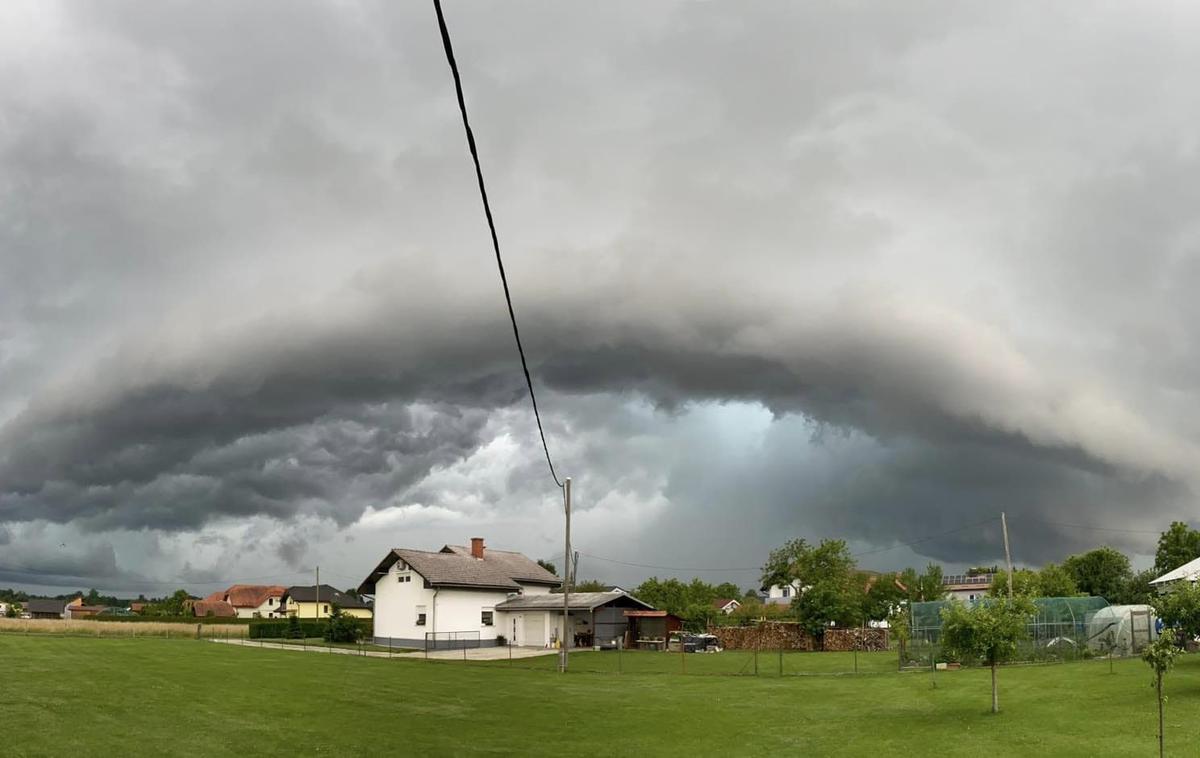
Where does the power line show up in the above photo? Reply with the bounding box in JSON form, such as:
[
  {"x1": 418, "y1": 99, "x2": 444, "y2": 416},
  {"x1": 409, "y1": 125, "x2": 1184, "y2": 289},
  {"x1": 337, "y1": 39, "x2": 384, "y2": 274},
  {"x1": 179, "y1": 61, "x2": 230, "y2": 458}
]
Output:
[
  {"x1": 1020, "y1": 517, "x2": 1164, "y2": 536},
  {"x1": 577, "y1": 552, "x2": 761, "y2": 573},
  {"x1": 432, "y1": 0, "x2": 563, "y2": 489},
  {"x1": 0, "y1": 565, "x2": 314, "y2": 589},
  {"x1": 850, "y1": 516, "x2": 1000, "y2": 558}
]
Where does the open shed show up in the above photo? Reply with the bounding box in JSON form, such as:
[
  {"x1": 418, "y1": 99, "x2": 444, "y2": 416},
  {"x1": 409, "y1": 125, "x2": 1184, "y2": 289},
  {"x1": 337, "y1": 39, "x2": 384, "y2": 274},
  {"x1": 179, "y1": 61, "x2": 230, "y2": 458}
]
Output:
[
  {"x1": 624, "y1": 609, "x2": 684, "y2": 650},
  {"x1": 493, "y1": 591, "x2": 655, "y2": 648}
]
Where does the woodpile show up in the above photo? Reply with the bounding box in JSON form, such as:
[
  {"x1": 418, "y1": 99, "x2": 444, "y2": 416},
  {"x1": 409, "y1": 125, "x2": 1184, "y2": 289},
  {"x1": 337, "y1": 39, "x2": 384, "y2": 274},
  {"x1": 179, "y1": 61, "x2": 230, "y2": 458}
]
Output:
[
  {"x1": 823, "y1": 627, "x2": 889, "y2": 652},
  {"x1": 707, "y1": 622, "x2": 816, "y2": 651}
]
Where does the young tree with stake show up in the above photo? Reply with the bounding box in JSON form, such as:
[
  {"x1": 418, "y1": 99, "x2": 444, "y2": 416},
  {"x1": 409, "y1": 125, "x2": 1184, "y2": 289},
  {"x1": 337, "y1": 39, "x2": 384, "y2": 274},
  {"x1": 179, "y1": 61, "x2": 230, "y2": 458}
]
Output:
[
  {"x1": 939, "y1": 596, "x2": 1035, "y2": 714},
  {"x1": 1142, "y1": 633, "x2": 1182, "y2": 758}
]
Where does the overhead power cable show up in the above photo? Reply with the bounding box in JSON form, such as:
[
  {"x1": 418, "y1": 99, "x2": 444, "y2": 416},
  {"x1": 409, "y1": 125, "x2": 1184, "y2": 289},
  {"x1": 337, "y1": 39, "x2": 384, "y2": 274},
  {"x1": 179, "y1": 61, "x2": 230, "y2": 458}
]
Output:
[
  {"x1": 850, "y1": 516, "x2": 1001, "y2": 558},
  {"x1": 432, "y1": 0, "x2": 563, "y2": 489},
  {"x1": 1020, "y1": 517, "x2": 1164, "y2": 536}
]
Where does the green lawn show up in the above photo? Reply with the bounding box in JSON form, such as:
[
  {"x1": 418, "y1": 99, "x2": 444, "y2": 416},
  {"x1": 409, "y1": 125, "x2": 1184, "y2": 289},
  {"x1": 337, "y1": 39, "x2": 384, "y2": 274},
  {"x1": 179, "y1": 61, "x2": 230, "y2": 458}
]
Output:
[{"x1": 2, "y1": 635, "x2": 1197, "y2": 757}]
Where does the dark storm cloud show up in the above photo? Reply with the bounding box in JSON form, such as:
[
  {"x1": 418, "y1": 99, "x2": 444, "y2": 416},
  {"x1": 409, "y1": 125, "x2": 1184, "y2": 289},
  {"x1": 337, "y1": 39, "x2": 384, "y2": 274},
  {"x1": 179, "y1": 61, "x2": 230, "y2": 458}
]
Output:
[{"x1": 2, "y1": 0, "x2": 1200, "y2": 584}]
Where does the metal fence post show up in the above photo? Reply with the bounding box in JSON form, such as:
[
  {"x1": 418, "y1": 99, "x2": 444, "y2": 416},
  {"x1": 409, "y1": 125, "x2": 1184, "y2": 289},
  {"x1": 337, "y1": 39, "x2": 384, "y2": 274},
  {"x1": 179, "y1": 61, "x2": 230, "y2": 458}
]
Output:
[
  {"x1": 778, "y1": 647, "x2": 783, "y2": 677},
  {"x1": 618, "y1": 637, "x2": 622, "y2": 674}
]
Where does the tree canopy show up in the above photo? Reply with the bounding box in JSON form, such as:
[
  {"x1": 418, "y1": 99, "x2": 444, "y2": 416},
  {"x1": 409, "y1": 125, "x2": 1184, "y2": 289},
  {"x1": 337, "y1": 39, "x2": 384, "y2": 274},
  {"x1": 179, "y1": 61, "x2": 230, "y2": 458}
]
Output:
[
  {"x1": 940, "y1": 596, "x2": 1036, "y2": 713},
  {"x1": 1154, "y1": 521, "x2": 1200, "y2": 576},
  {"x1": 1063, "y1": 547, "x2": 1131, "y2": 601}
]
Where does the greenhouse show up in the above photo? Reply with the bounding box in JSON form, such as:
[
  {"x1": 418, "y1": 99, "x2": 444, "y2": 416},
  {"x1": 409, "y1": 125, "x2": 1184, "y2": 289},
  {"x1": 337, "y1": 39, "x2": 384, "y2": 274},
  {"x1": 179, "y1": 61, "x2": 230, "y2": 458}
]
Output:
[{"x1": 905, "y1": 596, "x2": 1128, "y2": 665}]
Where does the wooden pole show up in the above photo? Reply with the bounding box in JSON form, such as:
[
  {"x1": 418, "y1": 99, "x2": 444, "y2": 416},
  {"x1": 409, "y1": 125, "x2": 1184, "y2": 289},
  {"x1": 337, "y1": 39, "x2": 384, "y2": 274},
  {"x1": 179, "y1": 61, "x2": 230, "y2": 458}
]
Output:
[
  {"x1": 560, "y1": 477, "x2": 571, "y2": 673},
  {"x1": 1001, "y1": 512, "x2": 1013, "y2": 599}
]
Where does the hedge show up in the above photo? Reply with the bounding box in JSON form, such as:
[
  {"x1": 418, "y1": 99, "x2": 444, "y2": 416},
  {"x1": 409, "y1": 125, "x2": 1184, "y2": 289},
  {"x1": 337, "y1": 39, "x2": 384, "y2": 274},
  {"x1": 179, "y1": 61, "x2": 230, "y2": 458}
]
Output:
[{"x1": 249, "y1": 619, "x2": 373, "y2": 639}]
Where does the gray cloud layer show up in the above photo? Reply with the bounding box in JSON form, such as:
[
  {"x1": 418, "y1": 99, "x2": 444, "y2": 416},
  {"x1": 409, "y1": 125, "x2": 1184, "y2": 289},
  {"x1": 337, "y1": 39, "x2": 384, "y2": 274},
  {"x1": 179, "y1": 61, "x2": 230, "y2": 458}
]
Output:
[{"x1": 2, "y1": 1, "x2": 1199, "y2": 589}]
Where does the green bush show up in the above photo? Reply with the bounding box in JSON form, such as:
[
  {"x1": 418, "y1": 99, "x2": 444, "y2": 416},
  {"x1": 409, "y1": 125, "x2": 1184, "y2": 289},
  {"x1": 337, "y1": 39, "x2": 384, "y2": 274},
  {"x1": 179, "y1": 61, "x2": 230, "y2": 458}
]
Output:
[
  {"x1": 248, "y1": 618, "x2": 372, "y2": 640},
  {"x1": 323, "y1": 606, "x2": 361, "y2": 643}
]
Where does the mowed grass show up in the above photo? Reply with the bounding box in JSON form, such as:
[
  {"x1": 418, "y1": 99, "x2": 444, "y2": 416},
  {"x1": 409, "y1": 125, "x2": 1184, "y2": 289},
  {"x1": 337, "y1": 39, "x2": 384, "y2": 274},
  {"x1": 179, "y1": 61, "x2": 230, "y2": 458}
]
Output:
[{"x1": 3, "y1": 636, "x2": 1199, "y2": 757}]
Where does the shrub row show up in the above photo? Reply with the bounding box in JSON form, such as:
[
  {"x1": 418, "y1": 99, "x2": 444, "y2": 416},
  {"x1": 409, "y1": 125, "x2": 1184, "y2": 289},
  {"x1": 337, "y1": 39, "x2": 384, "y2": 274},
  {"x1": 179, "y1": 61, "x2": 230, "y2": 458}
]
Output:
[{"x1": 248, "y1": 619, "x2": 373, "y2": 639}]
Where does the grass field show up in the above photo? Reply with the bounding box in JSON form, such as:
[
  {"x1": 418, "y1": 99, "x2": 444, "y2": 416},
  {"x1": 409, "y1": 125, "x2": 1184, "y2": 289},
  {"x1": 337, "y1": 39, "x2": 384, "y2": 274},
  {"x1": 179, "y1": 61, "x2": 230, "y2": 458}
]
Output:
[{"x1": 2, "y1": 635, "x2": 1198, "y2": 757}]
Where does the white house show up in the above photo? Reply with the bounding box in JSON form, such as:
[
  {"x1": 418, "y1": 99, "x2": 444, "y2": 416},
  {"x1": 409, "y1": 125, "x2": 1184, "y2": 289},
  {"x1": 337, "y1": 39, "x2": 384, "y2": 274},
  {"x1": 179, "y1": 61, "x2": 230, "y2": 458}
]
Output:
[
  {"x1": 764, "y1": 582, "x2": 802, "y2": 606},
  {"x1": 712, "y1": 598, "x2": 740, "y2": 615},
  {"x1": 359, "y1": 538, "x2": 653, "y2": 649},
  {"x1": 942, "y1": 573, "x2": 993, "y2": 604},
  {"x1": 360, "y1": 538, "x2": 561, "y2": 648}
]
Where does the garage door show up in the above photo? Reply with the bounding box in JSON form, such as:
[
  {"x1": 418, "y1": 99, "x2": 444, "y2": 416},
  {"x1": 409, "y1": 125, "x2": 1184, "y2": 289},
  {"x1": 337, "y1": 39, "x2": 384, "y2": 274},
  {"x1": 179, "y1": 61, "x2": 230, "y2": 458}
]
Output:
[{"x1": 523, "y1": 614, "x2": 544, "y2": 647}]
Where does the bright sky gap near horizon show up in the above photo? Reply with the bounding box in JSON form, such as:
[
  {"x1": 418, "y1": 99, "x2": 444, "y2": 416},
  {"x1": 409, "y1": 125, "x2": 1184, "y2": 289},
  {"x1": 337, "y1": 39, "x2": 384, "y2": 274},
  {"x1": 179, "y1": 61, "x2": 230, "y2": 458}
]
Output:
[{"x1": 3, "y1": 1, "x2": 1200, "y2": 595}]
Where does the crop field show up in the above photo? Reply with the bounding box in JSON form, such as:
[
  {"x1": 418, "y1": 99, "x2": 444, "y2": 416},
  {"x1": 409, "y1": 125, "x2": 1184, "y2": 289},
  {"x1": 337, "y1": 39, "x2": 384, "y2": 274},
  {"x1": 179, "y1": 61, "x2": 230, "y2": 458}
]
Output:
[{"x1": 3, "y1": 635, "x2": 1200, "y2": 756}]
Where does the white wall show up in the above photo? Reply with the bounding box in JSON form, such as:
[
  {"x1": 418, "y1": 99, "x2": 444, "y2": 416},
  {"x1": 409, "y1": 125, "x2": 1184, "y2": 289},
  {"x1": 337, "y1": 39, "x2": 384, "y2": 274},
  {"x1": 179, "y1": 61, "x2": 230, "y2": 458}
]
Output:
[
  {"x1": 373, "y1": 560, "x2": 510, "y2": 644},
  {"x1": 232, "y1": 596, "x2": 284, "y2": 619},
  {"x1": 765, "y1": 582, "x2": 801, "y2": 604}
]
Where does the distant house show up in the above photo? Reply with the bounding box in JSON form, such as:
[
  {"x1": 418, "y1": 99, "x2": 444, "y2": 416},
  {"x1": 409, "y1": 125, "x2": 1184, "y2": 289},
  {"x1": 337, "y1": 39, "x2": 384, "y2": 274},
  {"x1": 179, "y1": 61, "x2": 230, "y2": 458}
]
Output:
[
  {"x1": 192, "y1": 599, "x2": 237, "y2": 618},
  {"x1": 942, "y1": 573, "x2": 993, "y2": 604},
  {"x1": 279, "y1": 585, "x2": 372, "y2": 620},
  {"x1": 360, "y1": 537, "x2": 565, "y2": 648},
  {"x1": 129, "y1": 602, "x2": 147, "y2": 615},
  {"x1": 764, "y1": 582, "x2": 802, "y2": 606},
  {"x1": 26, "y1": 598, "x2": 71, "y2": 619},
  {"x1": 67, "y1": 604, "x2": 110, "y2": 619},
  {"x1": 712, "y1": 598, "x2": 740, "y2": 615},
  {"x1": 1150, "y1": 557, "x2": 1200, "y2": 589},
  {"x1": 205, "y1": 585, "x2": 287, "y2": 618}
]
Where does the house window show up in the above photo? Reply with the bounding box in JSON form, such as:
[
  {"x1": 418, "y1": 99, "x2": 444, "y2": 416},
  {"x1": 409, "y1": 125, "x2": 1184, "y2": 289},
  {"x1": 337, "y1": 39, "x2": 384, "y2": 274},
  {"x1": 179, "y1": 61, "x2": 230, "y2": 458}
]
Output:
[
  {"x1": 782, "y1": 586, "x2": 790, "y2": 598},
  {"x1": 481, "y1": 611, "x2": 494, "y2": 626},
  {"x1": 416, "y1": 605, "x2": 427, "y2": 626},
  {"x1": 323, "y1": 604, "x2": 329, "y2": 614}
]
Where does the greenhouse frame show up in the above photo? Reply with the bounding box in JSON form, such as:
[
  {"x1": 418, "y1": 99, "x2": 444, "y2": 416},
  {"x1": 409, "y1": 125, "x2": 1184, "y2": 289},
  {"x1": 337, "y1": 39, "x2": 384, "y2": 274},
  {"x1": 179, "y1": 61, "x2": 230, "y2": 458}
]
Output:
[{"x1": 904, "y1": 596, "x2": 1157, "y2": 667}]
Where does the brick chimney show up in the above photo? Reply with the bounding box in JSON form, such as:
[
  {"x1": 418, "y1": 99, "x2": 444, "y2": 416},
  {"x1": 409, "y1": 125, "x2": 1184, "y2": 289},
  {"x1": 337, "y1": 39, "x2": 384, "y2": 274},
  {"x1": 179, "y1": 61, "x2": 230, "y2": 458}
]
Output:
[{"x1": 470, "y1": 537, "x2": 485, "y2": 560}]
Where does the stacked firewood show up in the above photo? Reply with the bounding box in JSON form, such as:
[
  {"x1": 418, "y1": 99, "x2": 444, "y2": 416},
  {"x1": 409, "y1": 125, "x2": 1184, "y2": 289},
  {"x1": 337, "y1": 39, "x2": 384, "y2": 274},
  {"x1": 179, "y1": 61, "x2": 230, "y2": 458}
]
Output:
[
  {"x1": 707, "y1": 622, "x2": 816, "y2": 651},
  {"x1": 823, "y1": 627, "x2": 889, "y2": 652}
]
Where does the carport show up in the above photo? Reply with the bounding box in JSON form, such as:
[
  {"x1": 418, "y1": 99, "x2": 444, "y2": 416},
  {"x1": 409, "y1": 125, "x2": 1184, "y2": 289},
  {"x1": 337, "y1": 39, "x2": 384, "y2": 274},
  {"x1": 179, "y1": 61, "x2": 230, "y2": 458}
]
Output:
[{"x1": 494, "y1": 591, "x2": 655, "y2": 648}]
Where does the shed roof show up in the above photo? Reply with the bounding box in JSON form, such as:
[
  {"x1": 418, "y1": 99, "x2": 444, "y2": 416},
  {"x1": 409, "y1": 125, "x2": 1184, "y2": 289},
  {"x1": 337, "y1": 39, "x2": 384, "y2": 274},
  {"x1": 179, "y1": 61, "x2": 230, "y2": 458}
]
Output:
[
  {"x1": 493, "y1": 591, "x2": 654, "y2": 612},
  {"x1": 1151, "y1": 556, "x2": 1200, "y2": 585},
  {"x1": 26, "y1": 598, "x2": 67, "y2": 615},
  {"x1": 192, "y1": 599, "x2": 237, "y2": 618}
]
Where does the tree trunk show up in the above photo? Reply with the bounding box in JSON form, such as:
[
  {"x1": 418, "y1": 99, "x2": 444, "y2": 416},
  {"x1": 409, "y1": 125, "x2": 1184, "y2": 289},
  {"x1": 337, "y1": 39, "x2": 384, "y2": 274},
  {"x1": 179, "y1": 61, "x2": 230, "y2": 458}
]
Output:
[
  {"x1": 1157, "y1": 672, "x2": 1164, "y2": 758},
  {"x1": 991, "y1": 661, "x2": 999, "y2": 714}
]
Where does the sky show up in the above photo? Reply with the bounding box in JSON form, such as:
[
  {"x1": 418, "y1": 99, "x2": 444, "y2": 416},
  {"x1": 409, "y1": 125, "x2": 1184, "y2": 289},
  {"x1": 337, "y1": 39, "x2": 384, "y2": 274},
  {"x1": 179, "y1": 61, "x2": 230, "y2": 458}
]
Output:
[{"x1": 2, "y1": 1, "x2": 1199, "y2": 596}]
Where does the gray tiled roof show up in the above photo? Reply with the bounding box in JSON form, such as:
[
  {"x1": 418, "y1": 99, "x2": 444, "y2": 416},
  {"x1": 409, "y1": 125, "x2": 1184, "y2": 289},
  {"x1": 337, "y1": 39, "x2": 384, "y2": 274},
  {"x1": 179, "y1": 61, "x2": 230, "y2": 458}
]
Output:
[
  {"x1": 358, "y1": 545, "x2": 561, "y2": 594},
  {"x1": 493, "y1": 591, "x2": 654, "y2": 612},
  {"x1": 441, "y1": 545, "x2": 561, "y2": 586},
  {"x1": 284, "y1": 585, "x2": 372, "y2": 609}
]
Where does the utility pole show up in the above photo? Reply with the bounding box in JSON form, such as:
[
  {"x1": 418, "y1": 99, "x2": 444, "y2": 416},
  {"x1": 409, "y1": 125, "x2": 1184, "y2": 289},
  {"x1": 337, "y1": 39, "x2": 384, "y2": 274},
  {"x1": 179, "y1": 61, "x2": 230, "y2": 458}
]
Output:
[
  {"x1": 316, "y1": 565, "x2": 320, "y2": 619},
  {"x1": 560, "y1": 477, "x2": 571, "y2": 673},
  {"x1": 1001, "y1": 512, "x2": 1013, "y2": 599}
]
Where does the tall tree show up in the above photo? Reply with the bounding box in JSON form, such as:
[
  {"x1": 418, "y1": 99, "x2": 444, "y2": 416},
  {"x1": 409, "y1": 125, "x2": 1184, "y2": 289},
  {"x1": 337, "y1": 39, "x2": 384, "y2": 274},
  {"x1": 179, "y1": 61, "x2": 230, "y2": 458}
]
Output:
[
  {"x1": 987, "y1": 568, "x2": 1039, "y2": 598},
  {"x1": 940, "y1": 596, "x2": 1036, "y2": 714},
  {"x1": 1155, "y1": 582, "x2": 1200, "y2": 640},
  {"x1": 762, "y1": 538, "x2": 860, "y2": 637},
  {"x1": 1154, "y1": 521, "x2": 1200, "y2": 576},
  {"x1": 1035, "y1": 563, "x2": 1079, "y2": 597},
  {"x1": 1063, "y1": 547, "x2": 1132, "y2": 601},
  {"x1": 536, "y1": 559, "x2": 557, "y2": 576}
]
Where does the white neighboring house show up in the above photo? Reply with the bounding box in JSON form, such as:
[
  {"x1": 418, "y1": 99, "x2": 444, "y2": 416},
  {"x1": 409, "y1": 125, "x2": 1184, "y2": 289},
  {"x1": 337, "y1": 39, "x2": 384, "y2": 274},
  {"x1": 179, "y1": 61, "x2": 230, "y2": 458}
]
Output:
[
  {"x1": 764, "y1": 582, "x2": 802, "y2": 606},
  {"x1": 360, "y1": 538, "x2": 561, "y2": 649},
  {"x1": 713, "y1": 598, "x2": 740, "y2": 615},
  {"x1": 205, "y1": 585, "x2": 288, "y2": 619},
  {"x1": 1150, "y1": 557, "x2": 1200, "y2": 589},
  {"x1": 942, "y1": 574, "x2": 993, "y2": 604}
]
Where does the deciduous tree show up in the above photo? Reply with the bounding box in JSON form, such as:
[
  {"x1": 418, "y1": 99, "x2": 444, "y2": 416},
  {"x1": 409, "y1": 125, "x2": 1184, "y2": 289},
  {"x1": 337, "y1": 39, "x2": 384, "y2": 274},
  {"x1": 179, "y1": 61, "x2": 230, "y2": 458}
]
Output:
[
  {"x1": 1063, "y1": 547, "x2": 1131, "y2": 601},
  {"x1": 1154, "y1": 521, "x2": 1200, "y2": 576},
  {"x1": 939, "y1": 596, "x2": 1036, "y2": 713}
]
